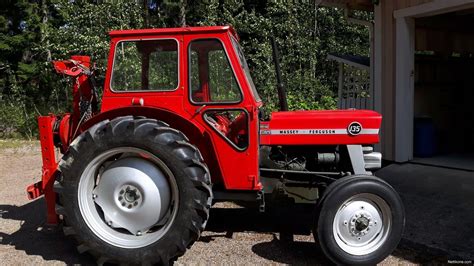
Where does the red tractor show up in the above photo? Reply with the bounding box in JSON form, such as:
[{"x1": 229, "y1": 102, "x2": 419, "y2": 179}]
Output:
[{"x1": 27, "y1": 26, "x2": 404, "y2": 265}]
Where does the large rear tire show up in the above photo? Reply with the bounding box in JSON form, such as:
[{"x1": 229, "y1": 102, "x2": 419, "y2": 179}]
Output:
[
  {"x1": 314, "y1": 175, "x2": 404, "y2": 265},
  {"x1": 56, "y1": 116, "x2": 212, "y2": 265}
]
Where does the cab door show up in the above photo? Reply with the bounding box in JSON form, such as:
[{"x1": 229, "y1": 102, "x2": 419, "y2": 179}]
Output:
[{"x1": 183, "y1": 34, "x2": 260, "y2": 190}]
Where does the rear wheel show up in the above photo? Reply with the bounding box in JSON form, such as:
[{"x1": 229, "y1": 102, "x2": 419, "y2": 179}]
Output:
[
  {"x1": 314, "y1": 175, "x2": 404, "y2": 265},
  {"x1": 56, "y1": 116, "x2": 212, "y2": 265}
]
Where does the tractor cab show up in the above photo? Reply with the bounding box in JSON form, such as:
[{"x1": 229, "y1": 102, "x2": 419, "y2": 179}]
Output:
[{"x1": 96, "y1": 26, "x2": 263, "y2": 190}]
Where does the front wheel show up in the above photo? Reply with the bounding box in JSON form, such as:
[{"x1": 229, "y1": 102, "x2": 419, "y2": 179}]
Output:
[{"x1": 314, "y1": 175, "x2": 405, "y2": 265}]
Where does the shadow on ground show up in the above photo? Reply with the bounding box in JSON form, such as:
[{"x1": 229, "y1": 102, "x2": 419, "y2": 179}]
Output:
[
  {"x1": 0, "y1": 194, "x2": 464, "y2": 265},
  {"x1": 205, "y1": 206, "x2": 450, "y2": 265},
  {"x1": 0, "y1": 199, "x2": 94, "y2": 264}
]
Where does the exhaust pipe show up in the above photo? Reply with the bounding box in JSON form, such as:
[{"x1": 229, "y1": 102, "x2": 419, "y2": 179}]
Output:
[{"x1": 270, "y1": 36, "x2": 288, "y2": 112}]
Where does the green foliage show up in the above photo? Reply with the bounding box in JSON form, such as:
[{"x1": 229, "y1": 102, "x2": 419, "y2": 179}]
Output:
[
  {"x1": 0, "y1": 100, "x2": 35, "y2": 138},
  {"x1": 0, "y1": 0, "x2": 370, "y2": 138}
]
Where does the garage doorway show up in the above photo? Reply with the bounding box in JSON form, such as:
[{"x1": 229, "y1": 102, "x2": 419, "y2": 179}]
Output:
[{"x1": 394, "y1": 3, "x2": 474, "y2": 170}]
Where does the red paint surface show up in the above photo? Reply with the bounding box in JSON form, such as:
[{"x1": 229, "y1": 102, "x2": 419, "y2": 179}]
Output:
[{"x1": 260, "y1": 110, "x2": 382, "y2": 145}]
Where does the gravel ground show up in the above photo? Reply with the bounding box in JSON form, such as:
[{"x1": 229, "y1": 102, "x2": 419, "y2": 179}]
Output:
[{"x1": 0, "y1": 141, "x2": 433, "y2": 265}]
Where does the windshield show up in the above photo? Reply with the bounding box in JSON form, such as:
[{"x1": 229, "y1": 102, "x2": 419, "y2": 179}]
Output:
[{"x1": 230, "y1": 36, "x2": 261, "y2": 102}]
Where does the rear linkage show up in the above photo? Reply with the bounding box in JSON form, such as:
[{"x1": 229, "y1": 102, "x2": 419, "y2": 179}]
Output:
[{"x1": 26, "y1": 56, "x2": 98, "y2": 224}]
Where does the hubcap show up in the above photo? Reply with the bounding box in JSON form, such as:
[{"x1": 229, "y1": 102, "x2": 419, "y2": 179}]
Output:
[
  {"x1": 78, "y1": 147, "x2": 179, "y2": 249},
  {"x1": 332, "y1": 193, "x2": 391, "y2": 256}
]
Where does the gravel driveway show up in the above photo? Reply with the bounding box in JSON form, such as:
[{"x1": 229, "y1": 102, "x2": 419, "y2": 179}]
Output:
[{"x1": 0, "y1": 141, "x2": 434, "y2": 265}]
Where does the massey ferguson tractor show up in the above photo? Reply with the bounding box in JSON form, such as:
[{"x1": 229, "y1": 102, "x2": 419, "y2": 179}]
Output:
[{"x1": 27, "y1": 26, "x2": 405, "y2": 265}]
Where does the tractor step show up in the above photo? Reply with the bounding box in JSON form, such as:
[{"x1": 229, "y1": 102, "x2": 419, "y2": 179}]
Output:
[{"x1": 213, "y1": 190, "x2": 266, "y2": 212}]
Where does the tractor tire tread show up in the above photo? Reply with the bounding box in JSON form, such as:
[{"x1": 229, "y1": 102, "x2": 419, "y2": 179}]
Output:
[{"x1": 56, "y1": 116, "x2": 212, "y2": 265}]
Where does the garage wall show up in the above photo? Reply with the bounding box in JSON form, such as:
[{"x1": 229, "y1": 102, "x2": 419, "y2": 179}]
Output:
[
  {"x1": 374, "y1": 0, "x2": 474, "y2": 161},
  {"x1": 375, "y1": 0, "x2": 434, "y2": 160}
]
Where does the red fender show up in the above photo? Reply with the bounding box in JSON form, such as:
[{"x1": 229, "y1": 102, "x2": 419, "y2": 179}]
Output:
[{"x1": 79, "y1": 106, "x2": 226, "y2": 185}]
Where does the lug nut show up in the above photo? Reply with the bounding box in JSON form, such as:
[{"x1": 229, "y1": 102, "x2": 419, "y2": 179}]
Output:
[
  {"x1": 118, "y1": 196, "x2": 123, "y2": 201},
  {"x1": 134, "y1": 202, "x2": 138, "y2": 206},
  {"x1": 92, "y1": 194, "x2": 97, "y2": 199},
  {"x1": 120, "y1": 190, "x2": 124, "y2": 195},
  {"x1": 107, "y1": 221, "x2": 112, "y2": 226},
  {"x1": 137, "y1": 231, "x2": 142, "y2": 236}
]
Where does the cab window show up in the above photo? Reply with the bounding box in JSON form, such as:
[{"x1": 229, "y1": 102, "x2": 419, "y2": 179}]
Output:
[
  {"x1": 111, "y1": 39, "x2": 178, "y2": 91},
  {"x1": 189, "y1": 39, "x2": 242, "y2": 103},
  {"x1": 204, "y1": 110, "x2": 249, "y2": 149}
]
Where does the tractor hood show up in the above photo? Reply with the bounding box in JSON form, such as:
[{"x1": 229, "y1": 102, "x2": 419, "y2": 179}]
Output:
[{"x1": 259, "y1": 110, "x2": 382, "y2": 145}]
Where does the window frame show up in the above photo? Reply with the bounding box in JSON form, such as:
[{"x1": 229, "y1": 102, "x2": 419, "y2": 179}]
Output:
[
  {"x1": 202, "y1": 108, "x2": 250, "y2": 152},
  {"x1": 229, "y1": 35, "x2": 262, "y2": 103},
  {"x1": 188, "y1": 38, "x2": 244, "y2": 105},
  {"x1": 110, "y1": 38, "x2": 180, "y2": 93}
]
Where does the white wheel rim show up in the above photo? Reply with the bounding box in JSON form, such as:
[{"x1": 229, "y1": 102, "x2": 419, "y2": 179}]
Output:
[
  {"x1": 332, "y1": 193, "x2": 392, "y2": 256},
  {"x1": 77, "y1": 147, "x2": 179, "y2": 249}
]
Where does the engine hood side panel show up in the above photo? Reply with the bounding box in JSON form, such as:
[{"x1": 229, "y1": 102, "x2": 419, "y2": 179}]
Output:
[{"x1": 259, "y1": 110, "x2": 382, "y2": 145}]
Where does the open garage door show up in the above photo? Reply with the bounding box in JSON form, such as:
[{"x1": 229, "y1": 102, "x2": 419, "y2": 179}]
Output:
[{"x1": 411, "y1": 9, "x2": 474, "y2": 171}]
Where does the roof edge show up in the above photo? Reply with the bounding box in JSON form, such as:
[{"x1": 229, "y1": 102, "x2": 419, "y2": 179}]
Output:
[{"x1": 109, "y1": 25, "x2": 233, "y2": 37}]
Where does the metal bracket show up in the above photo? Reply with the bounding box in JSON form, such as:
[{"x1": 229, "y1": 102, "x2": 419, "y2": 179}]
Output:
[
  {"x1": 347, "y1": 145, "x2": 370, "y2": 175},
  {"x1": 26, "y1": 181, "x2": 43, "y2": 200},
  {"x1": 257, "y1": 190, "x2": 265, "y2": 213}
]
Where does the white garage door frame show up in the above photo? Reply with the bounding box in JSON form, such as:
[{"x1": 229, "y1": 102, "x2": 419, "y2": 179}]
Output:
[{"x1": 393, "y1": 0, "x2": 474, "y2": 162}]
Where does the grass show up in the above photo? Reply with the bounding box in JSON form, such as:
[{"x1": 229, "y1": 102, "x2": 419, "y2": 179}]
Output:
[{"x1": 0, "y1": 139, "x2": 39, "y2": 150}]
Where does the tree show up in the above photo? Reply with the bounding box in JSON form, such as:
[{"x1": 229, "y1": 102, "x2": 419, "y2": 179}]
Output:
[{"x1": 0, "y1": 0, "x2": 370, "y2": 138}]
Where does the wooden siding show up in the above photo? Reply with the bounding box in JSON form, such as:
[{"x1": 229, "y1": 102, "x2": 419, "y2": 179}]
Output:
[{"x1": 378, "y1": 0, "x2": 397, "y2": 160}]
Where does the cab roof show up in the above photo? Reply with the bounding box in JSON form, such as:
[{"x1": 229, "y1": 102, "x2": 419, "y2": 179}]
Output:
[{"x1": 109, "y1": 25, "x2": 239, "y2": 40}]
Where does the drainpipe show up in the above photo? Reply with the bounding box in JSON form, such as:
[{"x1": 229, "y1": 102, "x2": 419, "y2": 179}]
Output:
[{"x1": 344, "y1": 8, "x2": 375, "y2": 111}]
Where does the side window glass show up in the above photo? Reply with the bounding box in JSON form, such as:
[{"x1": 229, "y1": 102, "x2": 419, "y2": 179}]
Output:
[
  {"x1": 189, "y1": 39, "x2": 242, "y2": 103},
  {"x1": 112, "y1": 39, "x2": 178, "y2": 91},
  {"x1": 204, "y1": 110, "x2": 248, "y2": 149}
]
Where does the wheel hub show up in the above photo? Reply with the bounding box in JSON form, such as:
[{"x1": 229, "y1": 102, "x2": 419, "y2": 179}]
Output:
[
  {"x1": 348, "y1": 211, "x2": 374, "y2": 237},
  {"x1": 355, "y1": 216, "x2": 370, "y2": 232},
  {"x1": 119, "y1": 185, "x2": 142, "y2": 209},
  {"x1": 332, "y1": 194, "x2": 391, "y2": 256},
  {"x1": 92, "y1": 157, "x2": 171, "y2": 235}
]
